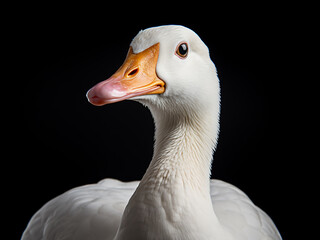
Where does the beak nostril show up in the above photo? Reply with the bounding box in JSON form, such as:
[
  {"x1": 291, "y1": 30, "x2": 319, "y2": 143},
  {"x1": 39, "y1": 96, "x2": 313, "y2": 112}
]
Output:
[{"x1": 127, "y1": 68, "x2": 139, "y2": 77}]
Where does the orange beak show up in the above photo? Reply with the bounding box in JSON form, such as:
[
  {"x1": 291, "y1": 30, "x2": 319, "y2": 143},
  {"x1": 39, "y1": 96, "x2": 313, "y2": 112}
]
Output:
[{"x1": 87, "y1": 43, "x2": 165, "y2": 106}]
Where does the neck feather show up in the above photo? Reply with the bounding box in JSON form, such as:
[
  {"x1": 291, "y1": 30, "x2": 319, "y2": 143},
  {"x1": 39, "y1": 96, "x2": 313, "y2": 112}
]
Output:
[
  {"x1": 142, "y1": 105, "x2": 219, "y2": 190},
  {"x1": 114, "y1": 101, "x2": 221, "y2": 240}
]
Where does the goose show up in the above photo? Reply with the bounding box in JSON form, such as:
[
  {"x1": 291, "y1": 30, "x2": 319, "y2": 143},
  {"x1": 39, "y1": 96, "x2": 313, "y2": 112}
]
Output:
[{"x1": 21, "y1": 25, "x2": 282, "y2": 240}]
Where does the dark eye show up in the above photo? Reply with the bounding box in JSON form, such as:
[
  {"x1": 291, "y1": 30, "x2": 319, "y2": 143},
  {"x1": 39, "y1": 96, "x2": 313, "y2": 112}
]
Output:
[{"x1": 175, "y1": 42, "x2": 188, "y2": 59}]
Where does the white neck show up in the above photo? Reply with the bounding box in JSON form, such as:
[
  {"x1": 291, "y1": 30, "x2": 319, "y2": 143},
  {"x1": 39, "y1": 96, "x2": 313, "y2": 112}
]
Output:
[
  {"x1": 115, "y1": 101, "x2": 223, "y2": 239},
  {"x1": 145, "y1": 105, "x2": 217, "y2": 190}
]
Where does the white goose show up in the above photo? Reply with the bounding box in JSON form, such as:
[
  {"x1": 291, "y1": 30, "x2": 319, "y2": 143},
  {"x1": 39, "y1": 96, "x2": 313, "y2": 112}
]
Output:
[{"x1": 22, "y1": 25, "x2": 282, "y2": 240}]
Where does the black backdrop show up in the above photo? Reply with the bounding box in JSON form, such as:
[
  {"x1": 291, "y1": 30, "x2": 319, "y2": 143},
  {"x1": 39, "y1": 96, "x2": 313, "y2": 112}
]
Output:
[{"x1": 11, "y1": 17, "x2": 297, "y2": 239}]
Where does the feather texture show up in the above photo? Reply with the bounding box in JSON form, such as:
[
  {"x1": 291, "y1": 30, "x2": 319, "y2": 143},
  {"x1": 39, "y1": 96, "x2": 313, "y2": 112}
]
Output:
[
  {"x1": 22, "y1": 25, "x2": 281, "y2": 240},
  {"x1": 22, "y1": 179, "x2": 280, "y2": 240}
]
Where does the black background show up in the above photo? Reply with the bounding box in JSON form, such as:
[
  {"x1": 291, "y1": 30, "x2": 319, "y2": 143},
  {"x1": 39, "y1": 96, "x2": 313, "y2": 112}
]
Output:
[{"x1": 10, "y1": 10, "x2": 300, "y2": 240}]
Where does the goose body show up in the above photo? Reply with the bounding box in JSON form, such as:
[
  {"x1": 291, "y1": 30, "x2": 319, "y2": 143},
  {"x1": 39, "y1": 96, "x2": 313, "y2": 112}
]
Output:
[{"x1": 22, "y1": 25, "x2": 282, "y2": 240}]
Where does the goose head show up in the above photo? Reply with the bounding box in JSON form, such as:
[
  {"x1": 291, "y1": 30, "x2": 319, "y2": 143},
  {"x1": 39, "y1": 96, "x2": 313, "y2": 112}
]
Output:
[{"x1": 87, "y1": 25, "x2": 220, "y2": 119}]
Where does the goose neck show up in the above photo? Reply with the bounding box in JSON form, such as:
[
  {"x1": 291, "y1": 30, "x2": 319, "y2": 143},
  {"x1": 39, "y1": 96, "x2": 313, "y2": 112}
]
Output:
[
  {"x1": 114, "y1": 105, "x2": 222, "y2": 240},
  {"x1": 142, "y1": 106, "x2": 219, "y2": 191}
]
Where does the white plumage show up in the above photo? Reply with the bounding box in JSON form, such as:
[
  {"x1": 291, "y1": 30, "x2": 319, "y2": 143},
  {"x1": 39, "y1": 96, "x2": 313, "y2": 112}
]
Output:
[{"x1": 22, "y1": 25, "x2": 282, "y2": 240}]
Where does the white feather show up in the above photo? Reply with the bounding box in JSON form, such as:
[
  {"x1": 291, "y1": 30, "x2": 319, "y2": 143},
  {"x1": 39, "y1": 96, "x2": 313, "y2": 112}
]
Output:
[{"x1": 22, "y1": 25, "x2": 281, "y2": 240}]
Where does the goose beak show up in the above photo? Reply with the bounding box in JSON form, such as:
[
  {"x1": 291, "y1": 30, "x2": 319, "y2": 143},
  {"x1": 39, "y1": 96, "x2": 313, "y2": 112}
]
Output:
[{"x1": 87, "y1": 43, "x2": 165, "y2": 106}]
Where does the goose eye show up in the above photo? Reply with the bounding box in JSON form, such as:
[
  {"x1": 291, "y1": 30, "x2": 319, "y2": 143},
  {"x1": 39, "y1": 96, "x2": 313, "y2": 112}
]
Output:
[{"x1": 175, "y1": 42, "x2": 188, "y2": 59}]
